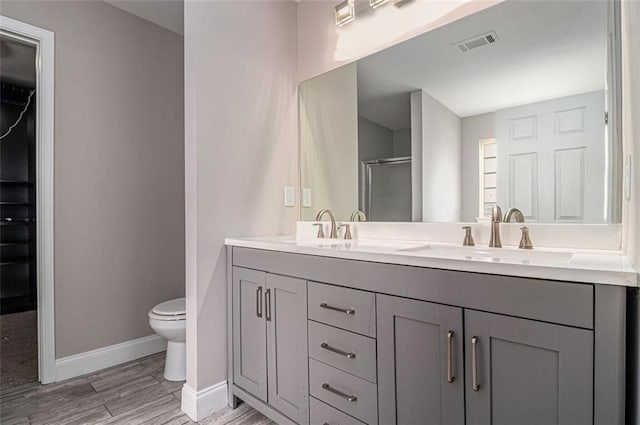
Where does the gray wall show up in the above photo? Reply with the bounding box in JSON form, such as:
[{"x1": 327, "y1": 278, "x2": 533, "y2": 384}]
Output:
[
  {"x1": 421, "y1": 91, "x2": 462, "y2": 222},
  {"x1": 300, "y1": 63, "x2": 359, "y2": 221},
  {"x1": 393, "y1": 129, "x2": 411, "y2": 157},
  {"x1": 184, "y1": 0, "x2": 298, "y2": 391},
  {"x1": 2, "y1": 0, "x2": 185, "y2": 358},
  {"x1": 461, "y1": 112, "x2": 495, "y2": 221},
  {"x1": 358, "y1": 117, "x2": 393, "y2": 161}
]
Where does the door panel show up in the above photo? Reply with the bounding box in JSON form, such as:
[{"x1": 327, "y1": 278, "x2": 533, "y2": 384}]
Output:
[
  {"x1": 377, "y1": 294, "x2": 464, "y2": 425},
  {"x1": 496, "y1": 90, "x2": 605, "y2": 222},
  {"x1": 266, "y1": 274, "x2": 309, "y2": 424},
  {"x1": 465, "y1": 310, "x2": 593, "y2": 425},
  {"x1": 232, "y1": 267, "x2": 267, "y2": 402}
]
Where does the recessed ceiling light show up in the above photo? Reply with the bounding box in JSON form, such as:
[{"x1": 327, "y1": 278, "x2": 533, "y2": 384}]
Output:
[
  {"x1": 370, "y1": 0, "x2": 390, "y2": 9},
  {"x1": 335, "y1": 0, "x2": 355, "y2": 27}
]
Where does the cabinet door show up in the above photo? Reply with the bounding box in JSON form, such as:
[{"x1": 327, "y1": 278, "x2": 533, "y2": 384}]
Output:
[
  {"x1": 377, "y1": 294, "x2": 464, "y2": 425},
  {"x1": 232, "y1": 267, "x2": 267, "y2": 402},
  {"x1": 266, "y1": 274, "x2": 309, "y2": 424},
  {"x1": 465, "y1": 310, "x2": 593, "y2": 425}
]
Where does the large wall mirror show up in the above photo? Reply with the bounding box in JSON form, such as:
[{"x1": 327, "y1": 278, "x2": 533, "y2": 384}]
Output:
[{"x1": 299, "y1": 0, "x2": 621, "y2": 223}]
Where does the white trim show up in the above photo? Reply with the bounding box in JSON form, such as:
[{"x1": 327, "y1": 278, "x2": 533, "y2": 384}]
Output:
[
  {"x1": 55, "y1": 334, "x2": 166, "y2": 382},
  {"x1": 478, "y1": 138, "x2": 496, "y2": 219},
  {"x1": 181, "y1": 381, "x2": 228, "y2": 421},
  {"x1": 0, "y1": 15, "x2": 56, "y2": 384}
]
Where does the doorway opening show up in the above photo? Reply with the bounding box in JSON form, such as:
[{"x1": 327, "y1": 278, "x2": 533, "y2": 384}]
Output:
[
  {"x1": 1, "y1": 32, "x2": 38, "y2": 389},
  {"x1": 0, "y1": 15, "x2": 55, "y2": 386}
]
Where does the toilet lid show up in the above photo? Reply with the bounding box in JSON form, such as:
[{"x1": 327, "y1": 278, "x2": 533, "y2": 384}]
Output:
[{"x1": 152, "y1": 298, "x2": 186, "y2": 316}]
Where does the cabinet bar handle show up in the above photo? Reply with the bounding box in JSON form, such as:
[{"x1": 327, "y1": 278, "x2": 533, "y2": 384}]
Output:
[
  {"x1": 447, "y1": 330, "x2": 455, "y2": 383},
  {"x1": 320, "y1": 302, "x2": 355, "y2": 315},
  {"x1": 471, "y1": 336, "x2": 480, "y2": 391},
  {"x1": 321, "y1": 342, "x2": 356, "y2": 359},
  {"x1": 256, "y1": 287, "x2": 263, "y2": 318},
  {"x1": 265, "y1": 288, "x2": 271, "y2": 321},
  {"x1": 321, "y1": 383, "x2": 357, "y2": 402}
]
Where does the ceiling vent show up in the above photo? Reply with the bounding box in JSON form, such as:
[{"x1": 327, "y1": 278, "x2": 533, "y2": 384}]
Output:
[{"x1": 455, "y1": 31, "x2": 499, "y2": 53}]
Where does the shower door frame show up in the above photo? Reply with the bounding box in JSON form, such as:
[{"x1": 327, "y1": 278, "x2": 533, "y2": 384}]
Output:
[
  {"x1": 1, "y1": 16, "x2": 55, "y2": 384},
  {"x1": 361, "y1": 156, "x2": 412, "y2": 220}
]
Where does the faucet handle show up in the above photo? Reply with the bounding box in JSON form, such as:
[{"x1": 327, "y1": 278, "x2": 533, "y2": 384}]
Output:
[
  {"x1": 339, "y1": 223, "x2": 352, "y2": 240},
  {"x1": 313, "y1": 223, "x2": 325, "y2": 239},
  {"x1": 519, "y1": 226, "x2": 533, "y2": 249},
  {"x1": 462, "y1": 226, "x2": 475, "y2": 247}
]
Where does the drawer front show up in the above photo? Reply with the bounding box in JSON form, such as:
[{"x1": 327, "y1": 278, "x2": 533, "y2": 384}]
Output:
[
  {"x1": 308, "y1": 320, "x2": 377, "y2": 383},
  {"x1": 308, "y1": 282, "x2": 376, "y2": 337},
  {"x1": 310, "y1": 397, "x2": 366, "y2": 425},
  {"x1": 309, "y1": 359, "x2": 378, "y2": 425}
]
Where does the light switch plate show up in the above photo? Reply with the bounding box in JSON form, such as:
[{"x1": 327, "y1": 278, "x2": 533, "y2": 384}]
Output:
[
  {"x1": 302, "y1": 188, "x2": 312, "y2": 208},
  {"x1": 624, "y1": 155, "x2": 632, "y2": 201},
  {"x1": 284, "y1": 186, "x2": 295, "y2": 207}
]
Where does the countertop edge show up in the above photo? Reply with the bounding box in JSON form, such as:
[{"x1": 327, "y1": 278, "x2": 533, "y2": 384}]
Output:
[{"x1": 225, "y1": 238, "x2": 639, "y2": 287}]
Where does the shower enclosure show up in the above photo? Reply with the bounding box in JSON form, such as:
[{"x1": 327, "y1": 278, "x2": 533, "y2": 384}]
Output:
[{"x1": 361, "y1": 157, "x2": 412, "y2": 222}]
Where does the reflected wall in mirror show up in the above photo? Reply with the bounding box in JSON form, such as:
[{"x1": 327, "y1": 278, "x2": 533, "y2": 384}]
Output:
[{"x1": 299, "y1": 0, "x2": 621, "y2": 223}]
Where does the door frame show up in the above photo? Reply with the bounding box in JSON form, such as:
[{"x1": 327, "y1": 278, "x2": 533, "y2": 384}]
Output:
[{"x1": 0, "y1": 15, "x2": 55, "y2": 384}]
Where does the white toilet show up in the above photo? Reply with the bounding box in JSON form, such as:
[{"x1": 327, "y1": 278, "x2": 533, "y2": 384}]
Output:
[{"x1": 148, "y1": 297, "x2": 186, "y2": 381}]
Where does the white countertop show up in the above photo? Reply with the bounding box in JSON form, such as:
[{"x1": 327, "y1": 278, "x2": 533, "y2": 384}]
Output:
[{"x1": 225, "y1": 235, "x2": 639, "y2": 287}]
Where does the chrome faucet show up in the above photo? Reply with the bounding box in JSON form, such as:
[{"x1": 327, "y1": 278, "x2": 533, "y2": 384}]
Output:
[
  {"x1": 315, "y1": 209, "x2": 338, "y2": 239},
  {"x1": 350, "y1": 210, "x2": 367, "y2": 222},
  {"x1": 489, "y1": 205, "x2": 502, "y2": 248},
  {"x1": 504, "y1": 208, "x2": 525, "y2": 223}
]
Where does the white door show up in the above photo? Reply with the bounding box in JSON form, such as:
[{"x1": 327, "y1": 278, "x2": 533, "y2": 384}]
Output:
[{"x1": 496, "y1": 91, "x2": 605, "y2": 222}]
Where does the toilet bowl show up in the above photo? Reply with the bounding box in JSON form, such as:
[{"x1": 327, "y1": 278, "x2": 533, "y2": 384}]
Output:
[{"x1": 148, "y1": 297, "x2": 186, "y2": 381}]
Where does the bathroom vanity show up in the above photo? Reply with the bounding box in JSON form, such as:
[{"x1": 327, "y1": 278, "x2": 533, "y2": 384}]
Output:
[
  {"x1": 225, "y1": 237, "x2": 637, "y2": 425},
  {"x1": 224, "y1": 0, "x2": 635, "y2": 423}
]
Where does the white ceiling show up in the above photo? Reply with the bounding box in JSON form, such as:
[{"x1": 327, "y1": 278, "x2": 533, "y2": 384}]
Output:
[
  {"x1": 103, "y1": 0, "x2": 184, "y2": 35},
  {"x1": 0, "y1": 37, "x2": 36, "y2": 88},
  {"x1": 357, "y1": 0, "x2": 608, "y2": 129}
]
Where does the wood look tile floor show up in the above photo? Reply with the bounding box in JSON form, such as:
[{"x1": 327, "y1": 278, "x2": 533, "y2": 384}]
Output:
[{"x1": 0, "y1": 352, "x2": 276, "y2": 425}]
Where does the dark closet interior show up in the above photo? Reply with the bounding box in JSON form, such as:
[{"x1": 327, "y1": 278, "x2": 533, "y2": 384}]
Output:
[{"x1": 1, "y1": 81, "x2": 37, "y2": 314}]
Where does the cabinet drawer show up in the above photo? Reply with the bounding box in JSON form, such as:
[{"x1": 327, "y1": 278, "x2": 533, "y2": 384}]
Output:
[
  {"x1": 308, "y1": 321, "x2": 377, "y2": 383},
  {"x1": 308, "y1": 282, "x2": 376, "y2": 337},
  {"x1": 310, "y1": 397, "x2": 366, "y2": 425},
  {"x1": 309, "y1": 359, "x2": 378, "y2": 425}
]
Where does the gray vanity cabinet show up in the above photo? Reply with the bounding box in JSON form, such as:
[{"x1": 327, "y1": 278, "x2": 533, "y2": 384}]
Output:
[
  {"x1": 229, "y1": 247, "x2": 627, "y2": 425},
  {"x1": 232, "y1": 267, "x2": 309, "y2": 424},
  {"x1": 377, "y1": 295, "x2": 465, "y2": 425},
  {"x1": 232, "y1": 267, "x2": 268, "y2": 402},
  {"x1": 266, "y1": 273, "x2": 309, "y2": 425},
  {"x1": 464, "y1": 309, "x2": 593, "y2": 425}
]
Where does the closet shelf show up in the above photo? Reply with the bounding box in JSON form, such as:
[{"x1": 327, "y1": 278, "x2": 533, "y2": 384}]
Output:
[
  {"x1": 0, "y1": 241, "x2": 32, "y2": 247},
  {"x1": 0, "y1": 180, "x2": 34, "y2": 185},
  {"x1": 0, "y1": 256, "x2": 34, "y2": 265},
  {"x1": 0, "y1": 218, "x2": 35, "y2": 226}
]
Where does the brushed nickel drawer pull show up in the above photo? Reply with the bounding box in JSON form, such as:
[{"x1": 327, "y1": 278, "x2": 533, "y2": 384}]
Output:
[
  {"x1": 322, "y1": 383, "x2": 357, "y2": 402},
  {"x1": 321, "y1": 342, "x2": 356, "y2": 359},
  {"x1": 320, "y1": 302, "x2": 355, "y2": 315},
  {"x1": 447, "y1": 330, "x2": 455, "y2": 383},
  {"x1": 256, "y1": 286, "x2": 263, "y2": 318},
  {"x1": 471, "y1": 336, "x2": 480, "y2": 391},
  {"x1": 265, "y1": 288, "x2": 272, "y2": 322}
]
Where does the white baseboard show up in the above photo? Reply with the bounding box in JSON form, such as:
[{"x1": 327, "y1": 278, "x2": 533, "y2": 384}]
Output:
[
  {"x1": 181, "y1": 380, "x2": 228, "y2": 421},
  {"x1": 55, "y1": 334, "x2": 166, "y2": 382}
]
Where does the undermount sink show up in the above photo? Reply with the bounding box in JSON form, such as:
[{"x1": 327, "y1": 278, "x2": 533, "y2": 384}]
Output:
[
  {"x1": 399, "y1": 244, "x2": 574, "y2": 264},
  {"x1": 297, "y1": 238, "x2": 352, "y2": 248}
]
